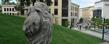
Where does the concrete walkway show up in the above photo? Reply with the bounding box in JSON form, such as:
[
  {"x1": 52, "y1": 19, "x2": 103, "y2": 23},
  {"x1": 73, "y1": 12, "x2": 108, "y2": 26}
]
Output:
[{"x1": 72, "y1": 28, "x2": 109, "y2": 42}]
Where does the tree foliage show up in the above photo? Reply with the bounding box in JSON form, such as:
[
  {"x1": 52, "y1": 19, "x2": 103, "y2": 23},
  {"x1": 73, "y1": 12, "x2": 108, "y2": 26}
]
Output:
[
  {"x1": 91, "y1": 17, "x2": 102, "y2": 28},
  {"x1": 45, "y1": 0, "x2": 52, "y2": 6},
  {"x1": 1, "y1": 0, "x2": 11, "y2": 4},
  {"x1": 62, "y1": 21, "x2": 69, "y2": 27},
  {"x1": 15, "y1": 0, "x2": 25, "y2": 15},
  {"x1": 24, "y1": 0, "x2": 52, "y2": 6},
  {"x1": 14, "y1": 0, "x2": 52, "y2": 15},
  {"x1": 91, "y1": 17, "x2": 109, "y2": 28}
]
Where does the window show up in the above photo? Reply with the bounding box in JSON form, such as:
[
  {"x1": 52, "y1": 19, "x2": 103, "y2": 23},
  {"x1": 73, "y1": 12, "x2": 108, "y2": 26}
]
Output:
[
  {"x1": 105, "y1": 4, "x2": 109, "y2": 6},
  {"x1": 54, "y1": 9, "x2": 58, "y2": 15},
  {"x1": 12, "y1": 8, "x2": 14, "y2": 11},
  {"x1": 75, "y1": 8, "x2": 78, "y2": 11},
  {"x1": 93, "y1": 9, "x2": 102, "y2": 17},
  {"x1": 10, "y1": 13, "x2": 11, "y2": 15},
  {"x1": 12, "y1": 13, "x2": 14, "y2": 15},
  {"x1": 71, "y1": 19, "x2": 75, "y2": 26},
  {"x1": 62, "y1": 0, "x2": 68, "y2": 8},
  {"x1": 4, "y1": 8, "x2": 6, "y2": 11},
  {"x1": 62, "y1": 0, "x2": 68, "y2": 17},
  {"x1": 71, "y1": 12, "x2": 74, "y2": 16},
  {"x1": 62, "y1": 9, "x2": 68, "y2": 17},
  {"x1": 7, "y1": 8, "x2": 9, "y2": 11},
  {"x1": 75, "y1": 13, "x2": 78, "y2": 16},
  {"x1": 10, "y1": 8, "x2": 11, "y2": 11},
  {"x1": 71, "y1": 13, "x2": 73, "y2": 16},
  {"x1": 55, "y1": 0, "x2": 58, "y2": 6}
]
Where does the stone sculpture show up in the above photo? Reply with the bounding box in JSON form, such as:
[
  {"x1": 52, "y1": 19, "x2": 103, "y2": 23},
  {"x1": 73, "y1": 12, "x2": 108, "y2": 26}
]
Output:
[{"x1": 23, "y1": 1, "x2": 52, "y2": 44}]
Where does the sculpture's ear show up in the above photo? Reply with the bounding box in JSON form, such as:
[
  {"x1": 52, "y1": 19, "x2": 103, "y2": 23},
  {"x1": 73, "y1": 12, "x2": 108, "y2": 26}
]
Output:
[
  {"x1": 26, "y1": 6, "x2": 33, "y2": 16},
  {"x1": 25, "y1": 6, "x2": 32, "y2": 16}
]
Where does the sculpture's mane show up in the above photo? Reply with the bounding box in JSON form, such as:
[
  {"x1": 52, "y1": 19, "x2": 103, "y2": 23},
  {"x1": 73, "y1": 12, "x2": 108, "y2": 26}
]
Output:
[
  {"x1": 34, "y1": 2, "x2": 50, "y2": 13},
  {"x1": 26, "y1": 1, "x2": 52, "y2": 20}
]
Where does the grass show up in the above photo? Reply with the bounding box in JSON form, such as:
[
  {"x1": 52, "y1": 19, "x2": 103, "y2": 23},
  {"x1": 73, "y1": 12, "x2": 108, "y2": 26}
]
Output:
[
  {"x1": 0, "y1": 14, "x2": 101, "y2": 44},
  {"x1": 0, "y1": 14, "x2": 27, "y2": 44},
  {"x1": 52, "y1": 25, "x2": 101, "y2": 44}
]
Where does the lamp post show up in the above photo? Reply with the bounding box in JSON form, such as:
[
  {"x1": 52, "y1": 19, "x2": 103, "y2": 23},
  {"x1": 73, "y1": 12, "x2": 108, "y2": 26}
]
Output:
[
  {"x1": 94, "y1": 17, "x2": 96, "y2": 30},
  {"x1": 102, "y1": 18, "x2": 105, "y2": 41}
]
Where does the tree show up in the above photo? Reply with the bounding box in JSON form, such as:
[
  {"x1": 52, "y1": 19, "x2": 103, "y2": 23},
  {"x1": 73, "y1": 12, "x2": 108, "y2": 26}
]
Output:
[
  {"x1": 15, "y1": 0, "x2": 31, "y2": 15},
  {"x1": 91, "y1": 16, "x2": 109, "y2": 29},
  {"x1": 21, "y1": 0, "x2": 52, "y2": 6},
  {"x1": 31, "y1": 0, "x2": 52, "y2": 6},
  {"x1": 17, "y1": 0, "x2": 52, "y2": 15},
  {"x1": 15, "y1": 0, "x2": 53, "y2": 15},
  {"x1": 91, "y1": 17, "x2": 102, "y2": 28},
  {"x1": 45, "y1": 0, "x2": 52, "y2": 6},
  {"x1": 14, "y1": 0, "x2": 25, "y2": 15},
  {"x1": 26, "y1": 0, "x2": 31, "y2": 6},
  {"x1": 2, "y1": 0, "x2": 11, "y2": 4},
  {"x1": 62, "y1": 21, "x2": 69, "y2": 27}
]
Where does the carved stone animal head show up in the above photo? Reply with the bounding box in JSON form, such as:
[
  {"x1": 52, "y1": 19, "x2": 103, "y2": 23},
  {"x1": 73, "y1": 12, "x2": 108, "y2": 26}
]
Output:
[{"x1": 34, "y1": 1, "x2": 50, "y2": 13}]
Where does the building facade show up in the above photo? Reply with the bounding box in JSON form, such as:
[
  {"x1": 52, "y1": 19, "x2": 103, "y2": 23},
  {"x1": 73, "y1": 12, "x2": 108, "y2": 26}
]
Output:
[
  {"x1": 94, "y1": 0, "x2": 109, "y2": 19},
  {"x1": 50, "y1": 0, "x2": 73, "y2": 26},
  {"x1": 20, "y1": 0, "x2": 72, "y2": 26},
  {"x1": 2, "y1": 5, "x2": 18, "y2": 15},
  {"x1": 71, "y1": 3, "x2": 79, "y2": 27},
  {"x1": 80, "y1": 6, "x2": 94, "y2": 20},
  {"x1": 102, "y1": 0, "x2": 109, "y2": 19},
  {"x1": 93, "y1": 1, "x2": 103, "y2": 17}
]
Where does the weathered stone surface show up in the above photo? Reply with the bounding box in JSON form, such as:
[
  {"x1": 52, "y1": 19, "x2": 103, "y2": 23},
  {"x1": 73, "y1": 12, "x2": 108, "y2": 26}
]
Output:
[{"x1": 23, "y1": 1, "x2": 52, "y2": 44}]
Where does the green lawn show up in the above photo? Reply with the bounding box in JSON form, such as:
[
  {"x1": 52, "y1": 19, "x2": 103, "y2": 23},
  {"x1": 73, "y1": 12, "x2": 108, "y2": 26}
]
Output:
[
  {"x1": 0, "y1": 14, "x2": 101, "y2": 44},
  {"x1": 52, "y1": 25, "x2": 101, "y2": 44}
]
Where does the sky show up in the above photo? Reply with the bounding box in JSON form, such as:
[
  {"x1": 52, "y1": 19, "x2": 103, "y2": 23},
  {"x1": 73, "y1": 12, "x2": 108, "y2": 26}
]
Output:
[
  {"x1": 0, "y1": 0, "x2": 16, "y2": 4},
  {"x1": 0, "y1": 0, "x2": 100, "y2": 8},
  {"x1": 71, "y1": 0, "x2": 100, "y2": 8}
]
